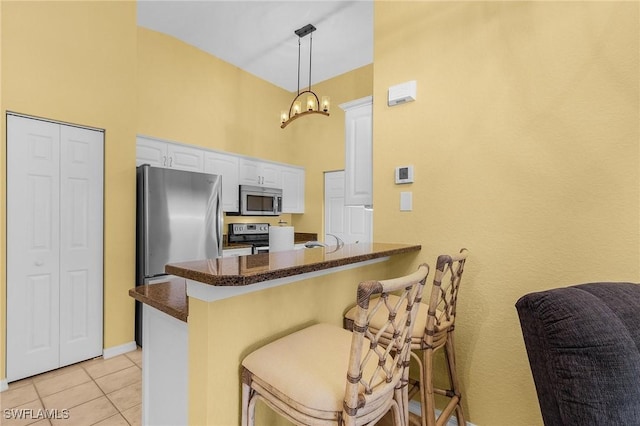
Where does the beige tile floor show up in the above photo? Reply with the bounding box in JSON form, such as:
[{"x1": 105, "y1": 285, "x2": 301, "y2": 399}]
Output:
[{"x1": 1, "y1": 348, "x2": 142, "y2": 426}]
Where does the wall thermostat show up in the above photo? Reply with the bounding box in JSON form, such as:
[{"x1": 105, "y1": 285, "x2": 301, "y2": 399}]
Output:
[{"x1": 395, "y1": 165, "x2": 414, "y2": 184}]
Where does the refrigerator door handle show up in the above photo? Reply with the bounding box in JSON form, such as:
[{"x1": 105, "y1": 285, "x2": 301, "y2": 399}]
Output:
[
  {"x1": 142, "y1": 165, "x2": 151, "y2": 275},
  {"x1": 217, "y1": 190, "x2": 223, "y2": 256}
]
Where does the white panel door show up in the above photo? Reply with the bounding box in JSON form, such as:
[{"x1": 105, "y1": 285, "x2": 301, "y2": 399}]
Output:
[
  {"x1": 7, "y1": 114, "x2": 104, "y2": 381},
  {"x1": 7, "y1": 115, "x2": 62, "y2": 381},
  {"x1": 342, "y1": 97, "x2": 373, "y2": 206},
  {"x1": 59, "y1": 125, "x2": 104, "y2": 366},
  {"x1": 324, "y1": 171, "x2": 372, "y2": 245}
]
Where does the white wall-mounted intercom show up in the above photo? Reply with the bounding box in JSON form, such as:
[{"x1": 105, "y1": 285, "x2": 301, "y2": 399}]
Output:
[{"x1": 388, "y1": 80, "x2": 417, "y2": 106}]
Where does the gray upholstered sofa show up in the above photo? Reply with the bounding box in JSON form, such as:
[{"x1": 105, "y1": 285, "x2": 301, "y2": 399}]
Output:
[{"x1": 516, "y1": 282, "x2": 640, "y2": 425}]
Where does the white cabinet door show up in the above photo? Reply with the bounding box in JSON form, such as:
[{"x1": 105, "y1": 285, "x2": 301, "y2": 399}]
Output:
[
  {"x1": 238, "y1": 158, "x2": 260, "y2": 186},
  {"x1": 281, "y1": 166, "x2": 305, "y2": 213},
  {"x1": 238, "y1": 158, "x2": 282, "y2": 187},
  {"x1": 7, "y1": 114, "x2": 104, "y2": 381},
  {"x1": 167, "y1": 143, "x2": 204, "y2": 171},
  {"x1": 341, "y1": 96, "x2": 373, "y2": 206},
  {"x1": 260, "y1": 162, "x2": 281, "y2": 187},
  {"x1": 136, "y1": 136, "x2": 166, "y2": 167},
  {"x1": 204, "y1": 151, "x2": 239, "y2": 212},
  {"x1": 136, "y1": 136, "x2": 203, "y2": 171}
]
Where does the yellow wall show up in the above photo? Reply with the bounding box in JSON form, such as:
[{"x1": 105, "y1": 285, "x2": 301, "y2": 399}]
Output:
[
  {"x1": 137, "y1": 27, "x2": 293, "y2": 163},
  {"x1": 373, "y1": 2, "x2": 639, "y2": 424},
  {"x1": 137, "y1": 26, "x2": 373, "y2": 236},
  {"x1": 0, "y1": 0, "x2": 138, "y2": 378}
]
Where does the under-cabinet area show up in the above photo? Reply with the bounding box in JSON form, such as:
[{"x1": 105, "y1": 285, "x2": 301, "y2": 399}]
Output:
[{"x1": 136, "y1": 135, "x2": 305, "y2": 214}]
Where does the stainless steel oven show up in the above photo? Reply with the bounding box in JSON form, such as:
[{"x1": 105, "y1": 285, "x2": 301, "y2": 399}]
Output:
[
  {"x1": 228, "y1": 223, "x2": 270, "y2": 254},
  {"x1": 240, "y1": 185, "x2": 282, "y2": 216}
]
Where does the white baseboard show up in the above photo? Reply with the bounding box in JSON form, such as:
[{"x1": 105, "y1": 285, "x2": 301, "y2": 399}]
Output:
[
  {"x1": 103, "y1": 341, "x2": 138, "y2": 359},
  {"x1": 0, "y1": 379, "x2": 8, "y2": 392},
  {"x1": 408, "y1": 400, "x2": 476, "y2": 426}
]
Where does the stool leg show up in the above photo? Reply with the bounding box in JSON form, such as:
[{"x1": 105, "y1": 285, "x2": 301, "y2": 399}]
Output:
[
  {"x1": 422, "y1": 347, "x2": 437, "y2": 426},
  {"x1": 444, "y1": 331, "x2": 465, "y2": 426},
  {"x1": 241, "y1": 370, "x2": 258, "y2": 426},
  {"x1": 241, "y1": 381, "x2": 251, "y2": 426}
]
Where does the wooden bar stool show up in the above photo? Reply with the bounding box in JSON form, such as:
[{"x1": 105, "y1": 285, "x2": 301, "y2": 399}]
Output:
[
  {"x1": 240, "y1": 264, "x2": 430, "y2": 426},
  {"x1": 344, "y1": 249, "x2": 469, "y2": 426}
]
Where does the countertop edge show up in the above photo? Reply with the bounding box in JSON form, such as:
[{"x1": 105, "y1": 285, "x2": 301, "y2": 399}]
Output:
[
  {"x1": 129, "y1": 278, "x2": 188, "y2": 322},
  {"x1": 166, "y1": 243, "x2": 422, "y2": 287}
]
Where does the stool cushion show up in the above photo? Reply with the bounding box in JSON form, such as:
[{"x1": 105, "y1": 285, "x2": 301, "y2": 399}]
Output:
[{"x1": 242, "y1": 323, "x2": 394, "y2": 418}]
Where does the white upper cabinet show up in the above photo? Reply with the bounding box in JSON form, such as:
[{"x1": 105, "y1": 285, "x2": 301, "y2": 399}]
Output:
[
  {"x1": 204, "y1": 151, "x2": 239, "y2": 212},
  {"x1": 136, "y1": 136, "x2": 305, "y2": 214},
  {"x1": 238, "y1": 158, "x2": 282, "y2": 188},
  {"x1": 341, "y1": 96, "x2": 373, "y2": 206},
  {"x1": 281, "y1": 166, "x2": 305, "y2": 214},
  {"x1": 136, "y1": 136, "x2": 203, "y2": 171}
]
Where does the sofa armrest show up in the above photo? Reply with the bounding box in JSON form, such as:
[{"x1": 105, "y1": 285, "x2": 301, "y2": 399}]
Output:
[{"x1": 516, "y1": 282, "x2": 640, "y2": 425}]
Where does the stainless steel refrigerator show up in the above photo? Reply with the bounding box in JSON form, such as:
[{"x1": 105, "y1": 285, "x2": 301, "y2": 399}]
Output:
[{"x1": 135, "y1": 164, "x2": 223, "y2": 345}]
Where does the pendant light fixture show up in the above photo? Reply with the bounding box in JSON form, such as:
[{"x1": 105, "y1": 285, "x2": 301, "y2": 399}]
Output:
[{"x1": 280, "y1": 24, "x2": 330, "y2": 129}]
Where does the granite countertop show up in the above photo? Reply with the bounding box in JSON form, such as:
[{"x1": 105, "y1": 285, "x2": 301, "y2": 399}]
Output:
[
  {"x1": 166, "y1": 242, "x2": 421, "y2": 287},
  {"x1": 129, "y1": 277, "x2": 188, "y2": 322},
  {"x1": 130, "y1": 242, "x2": 420, "y2": 322}
]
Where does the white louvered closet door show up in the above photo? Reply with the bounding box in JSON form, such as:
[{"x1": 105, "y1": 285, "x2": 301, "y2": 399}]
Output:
[{"x1": 7, "y1": 114, "x2": 104, "y2": 382}]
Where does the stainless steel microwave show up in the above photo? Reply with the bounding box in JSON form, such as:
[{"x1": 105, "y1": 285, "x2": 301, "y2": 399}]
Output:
[{"x1": 239, "y1": 185, "x2": 282, "y2": 216}]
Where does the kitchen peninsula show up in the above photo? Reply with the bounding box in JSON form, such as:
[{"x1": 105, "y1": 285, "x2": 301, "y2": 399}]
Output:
[{"x1": 130, "y1": 242, "x2": 421, "y2": 425}]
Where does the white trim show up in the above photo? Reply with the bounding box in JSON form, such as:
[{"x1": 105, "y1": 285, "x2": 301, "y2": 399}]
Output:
[
  {"x1": 0, "y1": 379, "x2": 8, "y2": 392},
  {"x1": 7, "y1": 111, "x2": 105, "y2": 133},
  {"x1": 103, "y1": 341, "x2": 138, "y2": 359},
  {"x1": 408, "y1": 400, "x2": 476, "y2": 426},
  {"x1": 187, "y1": 257, "x2": 389, "y2": 302},
  {"x1": 339, "y1": 95, "x2": 373, "y2": 111}
]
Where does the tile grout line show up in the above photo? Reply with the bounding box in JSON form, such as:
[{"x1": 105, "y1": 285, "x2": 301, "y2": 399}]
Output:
[
  {"x1": 4, "y1": 351, "x2": 142, "y2": 426},
  {"x1": 81, "y1": 362, "x2": 122, "y2": 426}
]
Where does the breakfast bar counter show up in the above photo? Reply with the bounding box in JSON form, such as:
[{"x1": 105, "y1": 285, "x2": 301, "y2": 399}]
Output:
[
  {"x1": 167, "y1": 242, "x2": 421, "y2": 286},
  {"x1": 130, "y1": 242, "x2": 422, "y2": 426}
]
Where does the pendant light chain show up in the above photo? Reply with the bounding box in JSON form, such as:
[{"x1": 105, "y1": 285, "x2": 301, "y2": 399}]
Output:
[
  {"x1": 297, "y1": 37, "x2": 301, "y2": 96},
  {"x1": 308, "y1": 32, "x2": 313, "y2": 91}
]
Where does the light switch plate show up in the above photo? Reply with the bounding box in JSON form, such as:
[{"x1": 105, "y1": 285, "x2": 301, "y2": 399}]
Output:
[{"x1": 400, "y1": 192, "x2": 413, "y2": 211}]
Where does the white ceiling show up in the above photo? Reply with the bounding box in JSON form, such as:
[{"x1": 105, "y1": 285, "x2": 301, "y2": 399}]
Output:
[{"x1": 137, "y1": 1, "x2": 373, "y2": 93}]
